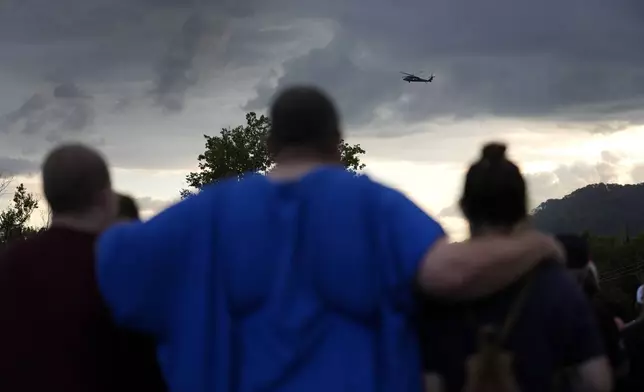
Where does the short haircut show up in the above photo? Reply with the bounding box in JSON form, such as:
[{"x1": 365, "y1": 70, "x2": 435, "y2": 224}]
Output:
[
  {"x1": 117, "y1": 194, "x2": 140, "y2": 220},
  {"x1": 41, "y1": 144, "x2": 111, "y2": 214},
  {"x1": 460, "y1": 143, "x2": 527, "y2": 228},
  {"x1": 556, "y1": 234, "x2": 590, "y2": 269},
  {"x1": 268, "y1": 86, "x2": 341, "y2": 154}
]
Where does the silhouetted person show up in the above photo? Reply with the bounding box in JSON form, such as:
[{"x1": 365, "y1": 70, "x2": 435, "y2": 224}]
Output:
[
  {"x1": 0, "y1": 144, "x2": 165, "y2": 392},
  {"x1": 117, "y1": 193, "x2": 140, "y2": 221},
  {"x1": 557, "y1": 234, "x2": 629, "y2": 390},
  {"x1": 622, "y1": 285, "x2": 644, "y2": 390},
  {"x1": 96, "y1": 87, "x2": 562, "y2": 391},
  {"x1": 420, "y1": 144, "x2": 610, "y2": 392}
]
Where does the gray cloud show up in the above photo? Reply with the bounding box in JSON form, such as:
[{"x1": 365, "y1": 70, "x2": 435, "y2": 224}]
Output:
[
  {"x1": 247, "y1": 0, "x2": 644, "y2": 128},
  {"x1": 525, "y1": 151, "x2": 624, "y2": 209},
  {"x1": 152, "y1": 13, "x2": 203, "y2": 112},
  {"x1": 0, "y1": 0, "x2": 329, "y2": 170},
  {"x1": 2, "y1": 0, "x2": 644, "y2": 175},
  {"x1": 152, "y1": 12, "x2": 233, "y2": 112},
  {"x1": 0, "y1": 0, "x2": 262, "y2": 113},
  {"x1": 1, "y1": 83, "x2": 95, "y2": 139},
  {"x1": 8, "y1": 0, "x2": 644, "y2": 129},
  {"x1": 53, "y1": 83, "x2": 91, "y2": 99},
  {"x1": 631, "y1": 164, "x2": 644, "y2": 183},
  {"x1": 0, "y1": 157, "x2": 39, "y2": 176},
  {"x1": 245, "y1": 31, "x2": 401, "y2": 126}
]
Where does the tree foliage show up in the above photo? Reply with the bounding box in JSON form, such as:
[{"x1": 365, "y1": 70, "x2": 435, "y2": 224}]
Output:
[
  {"x1": 182, "y1": 112, "x2": 366, "y2": 196},
  {"x1": 586, "y1": 233, "x2": 644, "y2": 321},
  {"x1": 0, "y1": 183, "x2": 39, "y2": 245},
  {"x1": 532, "y1": 183, "x2": 644, "y2": 236}
]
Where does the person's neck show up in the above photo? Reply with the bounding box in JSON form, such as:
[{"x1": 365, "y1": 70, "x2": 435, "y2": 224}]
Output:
[
  {"x1": 50, "y1": 213, "x2": 107, "y2": 234},
  {"x1": 469, "y1": 224, "x2": 514, "y2": 238},
  {"x1": 268, "y1": 152, "x2": 341, "y2": 181}
]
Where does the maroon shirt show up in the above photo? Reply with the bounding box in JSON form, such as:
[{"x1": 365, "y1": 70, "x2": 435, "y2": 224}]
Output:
[{"x1": 0, "y1": 227, "x2": 166, "y2": 392}]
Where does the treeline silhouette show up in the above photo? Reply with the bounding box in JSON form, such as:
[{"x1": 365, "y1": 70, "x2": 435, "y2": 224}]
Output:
[{"x1": 533, "y1": 183, "x2": 644, "y2": 320}]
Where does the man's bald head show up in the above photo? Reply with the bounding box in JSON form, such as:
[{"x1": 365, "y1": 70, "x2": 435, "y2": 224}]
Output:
[
  {"x1": 268, "y1": 85, "x2": 341, "y2": 156},
  {"x1": 42, "y1": 144, "x2": 111, "y2": 214}
]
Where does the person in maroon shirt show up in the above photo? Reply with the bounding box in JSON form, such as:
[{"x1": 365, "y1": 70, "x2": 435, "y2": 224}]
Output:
[{"x1": 0, "y1": 144, "x2": 165, "y2": 392}]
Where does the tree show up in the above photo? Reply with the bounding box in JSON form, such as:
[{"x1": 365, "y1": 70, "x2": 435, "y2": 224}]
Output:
[
  {"x1": 182, "y1": 112, "x2": 366, "y2": 196},
  {"x1": 0, "y1": 183, "x2": 39, "y2": 245}
]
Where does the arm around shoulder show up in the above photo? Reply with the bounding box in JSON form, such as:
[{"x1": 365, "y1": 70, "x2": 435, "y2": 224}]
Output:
[
  {"x1": 417, "y1": 231, "x2": 563, "y2": 299},
  {"x1": 384, "y1": 187, "x2": 562, "y2": 300}
]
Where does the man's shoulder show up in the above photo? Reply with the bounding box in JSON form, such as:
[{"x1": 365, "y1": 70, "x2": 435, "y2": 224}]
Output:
[
  {"x1": 0, "y1": 231, "x2": 48, "y2": 260},
  {"x1": 0, "y1": 233, "x2": 53, "y2": 279},
  {"x1": 222, "y1": 170, "x2": 393, "y2": 196}
]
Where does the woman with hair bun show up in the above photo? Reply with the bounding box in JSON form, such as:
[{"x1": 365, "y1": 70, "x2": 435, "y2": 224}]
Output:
[{"x1": 420, "y1": 143, "x2": 611, "y2": 392}]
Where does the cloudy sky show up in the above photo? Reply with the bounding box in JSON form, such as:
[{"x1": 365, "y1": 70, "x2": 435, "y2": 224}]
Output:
[{"x1": 2, "y1": 0, "x2": 644, "y2": 238}]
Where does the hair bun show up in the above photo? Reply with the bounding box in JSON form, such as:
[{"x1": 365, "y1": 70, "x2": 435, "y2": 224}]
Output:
[{"x1": 481, "y1": 142, "x2": 507, "y2": 163}]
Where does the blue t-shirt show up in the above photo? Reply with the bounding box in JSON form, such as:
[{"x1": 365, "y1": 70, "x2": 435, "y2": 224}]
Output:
[
  {"x1": 419, "y1": 261, "x2": 605, "y2": 392},
  {"x1": 96, "y1": 167, "x2": 445, "y2": 392}
]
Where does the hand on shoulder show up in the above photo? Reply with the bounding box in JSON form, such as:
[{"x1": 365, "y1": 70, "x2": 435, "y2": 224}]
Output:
[
  {"x1": 520, "y1": 230, "x2": 566, "y2": 264},
  {"x1": 511, "y1": 220, "x2": 565, "y2": 263}
]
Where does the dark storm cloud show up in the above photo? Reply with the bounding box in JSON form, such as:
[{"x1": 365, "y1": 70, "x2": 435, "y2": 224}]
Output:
[
  {"x1": 1, "y1": 83, "x2": 94, "y2": 138},
  {"x1": 0, "y1": 157, "x2": 39, "y2": 176},
  {"x1": 5, "y1": 0, "x2": 644, "y2": 130},
  {"x1": 246, "y1": 32, "x2": 402, "y2": 126},
  {"x1": 153, "y1": 13, "x2": 205, "y2": 112},
  {"x1": 53, "y1": 83, "x2": 90, "y2": 99},
  {"x1": 248, "y1": 0, "x2": 644, "y2": 127},
  {"x1": 0, "y1": 0, "x2": 265, "y2": 115},
  {"x1": 152, "y1": 11, "x2": 236, "y2": 112}
]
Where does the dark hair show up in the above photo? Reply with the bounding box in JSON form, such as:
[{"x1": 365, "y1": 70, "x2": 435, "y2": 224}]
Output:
[
  {"x1": 42, "y1": 144, "x2": 111, "y2": 214},
  {"x1": 459, "y1": 142, "x2": 527, "y2": 228},
  {"x1": 118, "y1": 194, "x2": 139, "y2": 220},
  {"x1": 555, "y1": 234, "x2": 590, "y2": 269},
  {"x1": 267, "y1": 86, "x2": 341, "y2": 155}
]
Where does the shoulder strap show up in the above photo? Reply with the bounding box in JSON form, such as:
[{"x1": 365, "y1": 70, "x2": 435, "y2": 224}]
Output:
[{"x1": 499, "y1": 269, "x2": 538, "y2": 343}]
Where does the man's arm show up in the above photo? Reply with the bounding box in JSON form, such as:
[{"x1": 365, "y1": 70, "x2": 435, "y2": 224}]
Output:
[
  {"x1": 96, "y1": 190, "x2": 212, "y2": 336},
  {"x1": 417, "y1": 233, "x2": 563, "y2": 298},
  {"x1": 385, "y1": 187, "x2": 562, "y2": 299}
]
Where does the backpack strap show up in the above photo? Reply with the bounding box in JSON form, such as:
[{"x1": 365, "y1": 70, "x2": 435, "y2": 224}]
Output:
[{"x1": 499, "y1": 269, "x2": 538, "y2": 344}]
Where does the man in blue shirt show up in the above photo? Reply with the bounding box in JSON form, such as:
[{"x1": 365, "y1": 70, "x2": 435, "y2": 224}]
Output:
[{"x1": 96, "y1": 86, "x2": 563, "y2": 392}]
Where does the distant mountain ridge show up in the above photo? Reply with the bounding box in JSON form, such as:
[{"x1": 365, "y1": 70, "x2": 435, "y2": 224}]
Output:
[{"x1": 532, "y1": 183, "x2": 644, "y2": 236}]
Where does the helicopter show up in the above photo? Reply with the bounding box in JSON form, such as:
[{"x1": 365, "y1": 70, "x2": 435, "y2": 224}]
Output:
[{"x1": 400, "y1": 71, "x2": 434, "y2": 83}]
